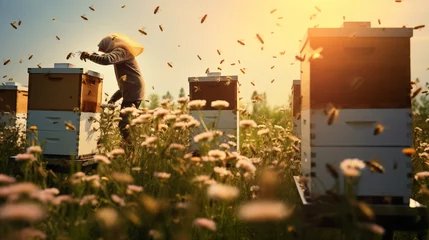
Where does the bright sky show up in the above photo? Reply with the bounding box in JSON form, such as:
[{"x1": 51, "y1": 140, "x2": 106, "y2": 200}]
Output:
[{"x1": 0, "y1": 0, "x2": 428, "y2": 108}]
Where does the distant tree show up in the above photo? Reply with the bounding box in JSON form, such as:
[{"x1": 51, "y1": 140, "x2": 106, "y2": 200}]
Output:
[
  {"x1": 149, "y1": 93, "x2": 160, "y2": 109},
  {"x1": 162, "y1": 91, "x2": 173, "y2": 101},
  {"x1": 249, "y1": 91, "x2": 289, "y2": 128},
  {"x1": 178, "y1": 87, "x2": 186, "y2": 98}
]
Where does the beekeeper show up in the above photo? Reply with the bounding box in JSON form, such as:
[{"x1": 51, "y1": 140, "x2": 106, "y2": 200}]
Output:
[{"x1": 80, "y1": 33, "x2": 145, "y2": 144}]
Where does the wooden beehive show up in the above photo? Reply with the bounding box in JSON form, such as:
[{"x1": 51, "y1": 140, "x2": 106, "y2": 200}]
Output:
[
  {"x1": 0, "y1": 82, "x2": 28, "y2": 134},
  {"x1": 299, "y1": 22, "x2": 414, "y2": 204},
  {"x1": 26, "y1": 64, "x2": 104, "y2": 159},
  {"x1": 27, "y1": 63, "x2": 103, "y2": 112},
  {"x1": 188, "y1": 73, "x2": 239, "y2": 150},
  {"x1": 0, "y1": 82, "x2": 28, "y2": 114}
]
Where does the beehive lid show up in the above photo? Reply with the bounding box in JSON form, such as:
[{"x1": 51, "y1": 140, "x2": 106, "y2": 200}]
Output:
[
  {"x1": 188, "y1": 75, "x2": 238, "y2": 82},
  {"x1": 0, "y1": 82, "x2": 28, "y2": 91},
  {"x1": 28, "y1": 63, "x2": 104, "y2": 79},
  {"x1": 300, "y1": 21, "x2": 413, "y2": 51}
]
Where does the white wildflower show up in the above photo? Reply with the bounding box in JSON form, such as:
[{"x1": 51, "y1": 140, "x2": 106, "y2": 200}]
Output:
[
  {"x1": 188, "y1": 100, "x2": 206, "y2": 109},
  {"x1": 211, "y1": 100, "x2": 229, "y2": 109},
  {"x1": 207, "y1": 184, "x2": 239, "y2": 201},
  {"x1": 193, "y1": 218, "x2": 217, "y2": 231},
  {"x1": 238, "y1": 201, "x2": 292, "y2": 222}
]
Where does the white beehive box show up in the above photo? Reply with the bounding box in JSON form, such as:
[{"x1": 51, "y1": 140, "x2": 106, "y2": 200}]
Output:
[
  {"x1": 188, "y1": 74, "x2": 239, "y2": 151},
  {"x1": 307, "y1": 109, "x2": 412, "y2": 146},
  {"x1": 27, "y1": 111, "x2": 100, "y2": 157},
  {"x1": 0, "y1": 82, "x2": 28, "y2": 136},
  {"x1": 299, "y1": 22, "x2": 413, "y2": 204},
  {"x1": 302, "y1": 145, "x2": 412, "y2": 204},
  {"x1": 26, "y1": 64, "x2": 104, "y2": 159}
]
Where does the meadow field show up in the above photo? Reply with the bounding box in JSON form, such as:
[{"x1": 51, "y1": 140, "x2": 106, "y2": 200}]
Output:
[{"x1": 0, "y1": 91, "x2": 429, "y2": 240}]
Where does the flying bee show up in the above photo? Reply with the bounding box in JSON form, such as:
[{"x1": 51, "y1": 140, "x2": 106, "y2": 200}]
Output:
[
  {"x1": 270, "y1": 9, "x2": 277, "y2": 14},
  {"x1": 217, "y1": 49, "x2": 221, "y2": 55},
  {"x1": 205, "y1": 68, "x2": 210, "y2": 74},
  {"x1": 28, "y1": 55, "x2": 33, "y2": 60},
  {"x1": 56, "y1": 36, "x2": 60, "y2": 40},
  {"x1": 315, "y1": 6, "x2": 321, "y2": 12},
  {"x1": 225, "y1": 78, "x2": 231, "y2": 86},
  {"x1": 271, "y1": 79, "x2": 275, "y2": 83},
  {"x1": 167, "y1": 62, "x2": 173, "y2": 68},
  {"x1": 145, "y1": 99, "x2": 150, "y2": 102},
  {"x1": 378, "y1": 19, "x2": 381, "y2": 25},
  {"x1": 343, "y1": 16, "x2": 346, "y2": 21},
  {"x1": 327, "y1": 107, "x2": 339, "y2": 125},
  {"x1": 18, "y1": 20, "x2": 22, "y2": 26},
  {"x1": 81, "y1": 15, "x2": 88, "y2": 21},
  {"x1": 2, "y1": 75, "x2": 6, "y2": 78},
  {"x1": 261, "y1": 46, "x2": 264, "y2": 51},
  {"x1": 240, "y1": 68, "x2": 245, "y2": 74},
  {"x1": 309, "y1": 14, "x2": 317, "y2": 20},
  {"x1": 121, "y1": 5, "x2": 126, "y2": 8},
  {"x1": 278, "y1": 17, "x2": 283, "y2": 19},
  {"x1": 8, "y1": 78, "x2": 13, "y2": 81},
  {"x1": 52, "y1": 18, "x2": 56, "y2": 21},
  {"x1": 152, "y1": 86, "x2": 155, "y2": 90},
  {"x1": 120, "y1": 75, "x2": 127, "y2": 81},
  {"x1": 272, "y1": 55, "x2": 277, "y2": 58},
  {"x1": 414, "y1": 25, "x2": 425, "y2": 30},
  {"x1": 89, "y1": 5, "x2": 95, "y2": 11},
  {"x1": 154, "y1": 6, "x2": 160, "y2": 14},
  {"x1": 37, "y1": 63, "x2": 42, "y2": 69},
  {"x1": 326, "y1": 163, "x2": 339, "y2": 179},
  {"x1": 197, "y1": 55, "x2": 202, "y2": 60},
  {"x1": 159, "y1": 25, "x2": 164, "y2": 31},
  {"x1": 251, "y1": 81, "x2": 255, "y2": 86},
  {"x1": 10, "y1": 22, "x2": 17, "y2": 29},
  {"x1": 402, "y1": 148, "x2": 415, "y2": 157},
  {"x1": 280, "y1": 51, "x2": 286, "y2": 55},
  {"x1": 220, "y1": 59, "x2": 224, "y2": 64},
  {"x1": 374, "y1": 124, "x2": 385, "y2": 135},
  {"x1": 66, "y1": 52, "x2": 75, "y2": 60},
  {"x1": 194, "y1": 86, "x2": 200, "y2": 92},
  {"x1": 138, "y1": 28, "x2": 147, "y2": 35},
  {"x1": 3, "y1": 59, "x2": 10, "y2": 65},
  {"x1": 65, "y1": 121, "x2": 76, "y2": 131},
  {"x1": 231, "y1": 63, "x2": 236, "y2": 66},
  {"x1": 237, "y1": 40, "x2": 245, "y2": 46},
  {"x1": 19, "y1": 59, "x2": 22, "y2": 63},
  {"x1": 295, "y1": 55, "x2": 305, "y2": 62},
  {"x1": 276, "y1": 23, "x2": 281, "y2": 27},
  {"x1": 201, "y1": 14, "x2": 208, "y2": 24},
  {"x1": 256, "y1": 34, "x2": 264, "y2": 44},
  {"x1": 365, "y1": 160, "x2": 385, "y2": 173},
  {"x1": 217, "y1": 67, "x2": 222, "y2": 71},
  {"x1": 271, "y1": 65, "x2": 275, "y2": 69},
  {"x1": 238, "y1": 60, "x2": 241, "y2": 64},
  {"x1": 422, "y1": 90, "x2": 428, "y2": 94},
  {"x1": 411, "y1": 87, "x2": 422, "y2": 99}
]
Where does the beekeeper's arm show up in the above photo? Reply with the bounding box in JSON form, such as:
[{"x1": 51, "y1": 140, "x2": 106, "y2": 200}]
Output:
[{"x1": 86, "y1": 48, "x2": 134, "y2": 65}]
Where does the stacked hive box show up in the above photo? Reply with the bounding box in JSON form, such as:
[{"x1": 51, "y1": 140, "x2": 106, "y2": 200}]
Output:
[
  {"x1": 188, "y1": 72, "x2": 239, "y2": 151},
  {"x1": 299, "y1": 22, "x2": 413, "y2": 204},
  {"x1": 27, "y1": 63, "x2": 104, "y2": 160},
  {"x1": 291, "y1": 80, "x2": 301, "y2": 138},
  {"x1": 0, "y1": 82, "x2": 28, "y2": 136}
]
